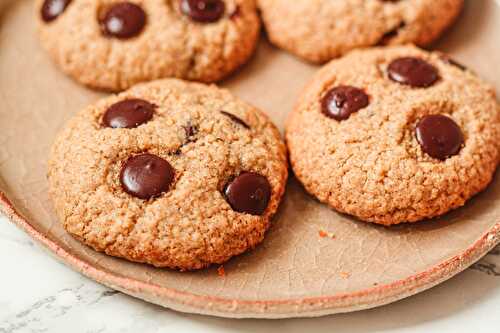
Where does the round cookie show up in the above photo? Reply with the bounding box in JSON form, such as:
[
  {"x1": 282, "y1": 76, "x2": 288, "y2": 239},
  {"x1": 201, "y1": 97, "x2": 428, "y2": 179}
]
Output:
[
  {"x1": 258, "y1": 0, "x2": 463, "y2": 63},
  {"x1": 48, "y1": 79, "x2": 288, "y2": 270},
  {"x1": 36, "y1": 0, "x2": 260, "y2": 91},
  {"x1": 286, "y1": 45, "x2": 499, "y2": 225}
]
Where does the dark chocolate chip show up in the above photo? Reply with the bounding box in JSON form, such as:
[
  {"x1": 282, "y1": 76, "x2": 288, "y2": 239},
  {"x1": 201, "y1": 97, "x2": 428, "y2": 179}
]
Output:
[
  {"x1": 230, "y1": 5, "x2": 240, "y2": 19},
  {"x1": 183, "y1": 122, "x2": 199, "y2": 141},
  {"x1": 41, "y1": 0, "x2": 71, "y2": 22},
  {"x1": 415, "y1": 114, "x2": 464, "y2": 160},
  {"x1": 440, "y1": 54, "x2": 467, "y2": 71},
  {"x1": 220, "y1": 111, "x2": 250, "y2": 129},
  {"x1": 224, "y1": 172, "x2": 271, "y2": 216},
  {"x1": 100, "y1": 2, "x2": 146, "y2": 39},
  {"x1": 120, "y1": 154, "x2": 175, "y2": 199},
  {"x1": 103, "y1": 99, "x2": 155, "y2": 129},
  {"x1": 388, "y1": 57, "x2": 439, "y2": 88},
  {"x1": 180, "y1": 0, "x2": 225, "y2": 23},
  {"x1": 321, "y1": 86, "x2": 369, "y2": 121},
  {"x1": 377, "y1": 22, "x2": 406, "y2": 46}
]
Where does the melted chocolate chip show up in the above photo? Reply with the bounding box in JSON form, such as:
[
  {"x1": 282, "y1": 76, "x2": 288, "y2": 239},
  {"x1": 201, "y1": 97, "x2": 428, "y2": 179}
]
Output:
[
  {"x1": 415, "y1": 115, "x2": 464, "y2": 160},
  {"x1": 41, "y1": 0, "x2": 71, "y2": 22},
  {"x1": 120, "y1": 154, "x2": 175, "y2": 199},
  {"x1": 103, "y1": 99, "x2": 155, "y2": 129},
  {"x1": 321, "y1": 86, "x2": 369, "y2": 121},
  {"x1": 440, "y1": 54, "x2": 467, "y2": 71},
  {"x1": 388, "y1": 57, "x2": 439, "y2": 88},
  {"x1": 220, "y1": 111, "x2": 250, "y2": 129},
  {"x1": 180, "y1": 0, "x2": 225, "y2": 23},
  {"x1": 100, "y1": 2, "x2": 146, "y2": 39},
  {"x1": 224, "y1": 172, "x2": 271, "y2": 216}
]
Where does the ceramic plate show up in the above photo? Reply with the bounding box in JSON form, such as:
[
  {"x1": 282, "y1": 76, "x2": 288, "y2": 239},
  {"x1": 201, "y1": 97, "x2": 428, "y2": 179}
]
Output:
[{"x1": 0, "y1": 0, "x2": 499, "y2": 318}]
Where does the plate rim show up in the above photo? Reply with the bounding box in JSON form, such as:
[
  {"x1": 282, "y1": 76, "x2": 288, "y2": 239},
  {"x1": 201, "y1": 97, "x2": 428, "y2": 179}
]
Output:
[{"x1": 1, "y1": 190, "x2": 499, "y2": 318}]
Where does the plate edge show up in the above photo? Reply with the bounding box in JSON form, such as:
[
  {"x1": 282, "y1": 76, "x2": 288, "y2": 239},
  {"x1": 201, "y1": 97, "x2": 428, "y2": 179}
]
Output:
[{"x1": 1, "y1": 189, "x2": 499, "y2": 319}]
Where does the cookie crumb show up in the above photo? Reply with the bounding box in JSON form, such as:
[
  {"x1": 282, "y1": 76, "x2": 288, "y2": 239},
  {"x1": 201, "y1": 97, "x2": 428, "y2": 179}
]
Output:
[
  {"x1": 319, "y1": 230, "x2": 336, "y2": 239},
  {"x1": 340, "y1": 272, "x2": 351, "y2": 279},
  {"x1": 217, "y1": 265, "x2": 226, "y2": 277}
]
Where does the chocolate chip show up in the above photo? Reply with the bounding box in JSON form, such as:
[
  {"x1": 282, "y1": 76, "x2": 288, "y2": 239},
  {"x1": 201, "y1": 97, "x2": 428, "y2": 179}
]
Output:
[
  {"x1": 120, "y1": 154, "x2": 175, "y2": 199},
  {"x1": 321, "y1": 86, "x2": 369, "y2": 121},
  {"x1": 230, "y1": 5, "x2": 240, "y2": 19},
  {"x1": 41, "y1": 0, "x2": 71, "y2": 22},
  {"x1": 220, "y1": 111, "x2": 250, "y2": 129},
  {"x1": 377, "y1": 22, "x2": 406, "y2": 46},
  {"x1": 440, "y1": 54, "x2": 467, "y2": 71},
  {"x1": 388, "y1": 57, "x2": 439, "y2": 88},
  {"x1": 100, "y1": 2, "x2": 146, "y2": 39},
  {"x1": 224, "y1": 172, "x2": 271, "y2": 216},
  {"x1": 103, "y1": 99, "x2": 155, "y2": 129},
  {"x1": 415, "y1": 115, "x2": 464, "y2": 160},
  {"x1": 183, "y1": 122, "x2": 199, "y2": 141},
  {"x1": 180, "y1": 0, "x2": 225, "y2": 23}
]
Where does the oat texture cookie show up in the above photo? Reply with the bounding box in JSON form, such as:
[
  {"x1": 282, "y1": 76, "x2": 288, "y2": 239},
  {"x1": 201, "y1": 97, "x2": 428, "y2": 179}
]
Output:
[
  {"x1": 48, "y1": 79, "x2": 288, "y2": 270},
  {"x1": 286, "y1": 45, "x2": 499, "y2": 225},
  {"x1": 258, "y1": 0, "x2": 463, "y2": 63},
  {"x1": 36, "y1": 0, "x2": 260, "y2": 91}
]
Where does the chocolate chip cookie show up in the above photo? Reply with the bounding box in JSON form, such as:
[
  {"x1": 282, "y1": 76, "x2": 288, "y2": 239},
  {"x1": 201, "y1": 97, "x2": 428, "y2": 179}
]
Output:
[
  {"x1": 48, "y1": 79, "x2": 288, "y2": 270},
  {"x1": 258, "y1": 0, "x2": 463, "y2": 63},
  {"x1": 36, "y1": 0, "x2": 260, "y2": 91},
  {"x1": 286, "y1": 45, "x2": 499, "y2": 225}
]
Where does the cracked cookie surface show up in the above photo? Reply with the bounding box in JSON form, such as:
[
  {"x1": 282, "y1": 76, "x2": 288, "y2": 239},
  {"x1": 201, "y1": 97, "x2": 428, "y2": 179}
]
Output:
[
  {"x1": 36, "y1": 0, "x2": 260, "y2": 91},
  {"x1": 48, "y1": 79, "x2": 288, "y2": 270},
  {"x1": 257, "y1": 0, "x2": 463, "y2": 63},
  {"x1": 286, "y1": 45, "x2": 499, "y2": 225}
]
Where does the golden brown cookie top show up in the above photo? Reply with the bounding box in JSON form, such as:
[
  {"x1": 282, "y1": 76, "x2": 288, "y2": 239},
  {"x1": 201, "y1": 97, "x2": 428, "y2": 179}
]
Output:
[
  {"x1": 258, "y1": 0, "x2": 464, "y2": 63},
  {"x1": 36, "y1": 0, "x2": 260, "y2": 90},
  {"x1": 287, "y1": 45, "x2": 499, "y2": 225},
  {"x1": 48, "y1": 79, "x2": 288, "y2": 270}
]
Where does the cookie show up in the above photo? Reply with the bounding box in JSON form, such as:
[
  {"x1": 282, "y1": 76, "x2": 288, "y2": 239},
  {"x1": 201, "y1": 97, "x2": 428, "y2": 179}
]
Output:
[
  {"x1": 36, "y1": 0, "x2": 260, "y2": 91},
  {"x1": 48, "y1": 79, "x2": 288, "y2": 270},
  {"x1": 286, "y1": 45, "x2": 499, "y2": 225},
  {"x1": 258, "y1": 0, "x2": 463, "y2": 63}
]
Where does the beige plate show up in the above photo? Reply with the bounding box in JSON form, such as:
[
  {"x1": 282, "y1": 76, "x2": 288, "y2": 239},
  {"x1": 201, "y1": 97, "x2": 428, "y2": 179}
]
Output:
[{"x1": 1, "y1": 0, "x2": 499, "y2": 319}]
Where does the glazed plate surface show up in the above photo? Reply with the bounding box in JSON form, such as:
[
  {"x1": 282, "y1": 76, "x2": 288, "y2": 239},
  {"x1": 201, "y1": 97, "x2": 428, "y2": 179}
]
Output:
[{"x1": 0, "y1": 0, "x2": 499, "y2": 318}]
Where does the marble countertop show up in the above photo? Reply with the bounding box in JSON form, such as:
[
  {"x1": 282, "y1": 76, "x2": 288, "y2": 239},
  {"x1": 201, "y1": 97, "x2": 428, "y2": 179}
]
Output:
[{"x1": 0, "y1": 214, "x2": 499, "y2": 333}]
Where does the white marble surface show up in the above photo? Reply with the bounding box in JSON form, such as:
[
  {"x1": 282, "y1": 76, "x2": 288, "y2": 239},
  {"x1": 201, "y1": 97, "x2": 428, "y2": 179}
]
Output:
[{"x1": 0, "y1": 214, "x2": 499, "y2": 333}]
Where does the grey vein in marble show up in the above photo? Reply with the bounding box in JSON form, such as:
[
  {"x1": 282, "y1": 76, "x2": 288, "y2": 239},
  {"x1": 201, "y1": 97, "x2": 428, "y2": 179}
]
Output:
[
  {"x1": 471, "y1": 245, "x2": 500, "y2": 277},
  {"x1": 0, "y1": 284, "x2": 119, "y2": 333},
  {"x1": 471, "y1": 262, "x2": 500, "y2": 277}
]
